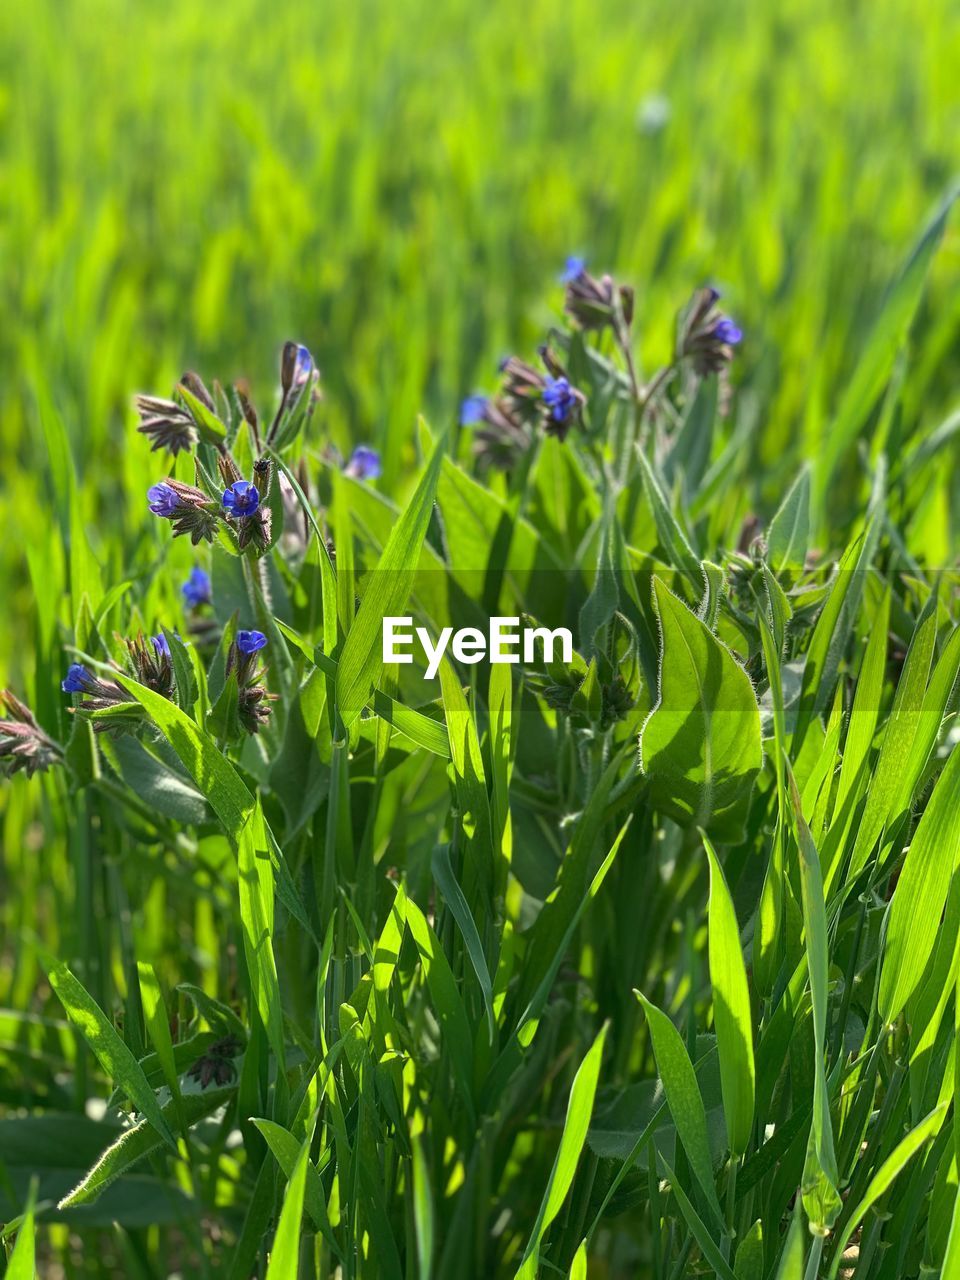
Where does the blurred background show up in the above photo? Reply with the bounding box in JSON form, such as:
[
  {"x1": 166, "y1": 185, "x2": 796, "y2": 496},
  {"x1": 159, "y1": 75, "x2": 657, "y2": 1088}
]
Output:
[{"x1": 1, "y1": 0, "x2": 959, "y2": 686}]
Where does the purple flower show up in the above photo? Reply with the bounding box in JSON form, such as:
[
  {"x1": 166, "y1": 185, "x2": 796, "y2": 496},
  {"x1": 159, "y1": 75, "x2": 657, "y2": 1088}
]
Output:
[
  {"x1": 181, "y1": 567, "x2": 212, "y2": 608},
  {"x1": 148, "y1": 482, "x2": 181, "y2": 517},
  {"x1": 151, "y1": 633, "x2": 171, "y2": 658},
  {"x1": 344, "y1": 445, "x2": 382, "y2": 482},
  {"x1": 460, "y1": 395, "x2": 489, "y2": 426},
  {"x1": 236, "y1": 630, "x2": 268, "y2": 655},
  {"x1": 713, "y1": 318, "x2": 743, "y2": 346},
  {"x1": 222, "y1": 480, "x2": 260, "y2": 518},
  {"x1": 542, "y1": 376, "x2": 578, "y2": 424},
  {"x1": 560, "y1": 255, "x2": 586, "y2": 284},
  {"x1": 61, "y1": 664, "x2": 90, "y2": 694}
]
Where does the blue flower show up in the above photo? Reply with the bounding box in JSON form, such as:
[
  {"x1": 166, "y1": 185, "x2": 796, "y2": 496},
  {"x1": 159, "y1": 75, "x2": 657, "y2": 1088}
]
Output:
[
  {"x1": 148, "y1": 482, "x2": 181, "y2": 517},
  {"x1": 561, "y1": 256, "x2": 587, "y2": 284},
  {"x1": 222, "y1": 480, "x2": 260, "y2": 518},
  {"x1": 460, "y1": 395, "x2": 488, "y2": 426},
  {"x1": 542, "y1": 376, "x2": 577, "y2": 424},
  {"x1": 61, "y1": 663, "x2": 90, "y2": 693},
  {"x1": 293, "y1": 344, "x2": 314, "y2": 386},
  {"x1": 236, "y1": 630, "x2": 268, "y2": 655},
  {"x1": 713, "y1": 318, "x2": 743, "y2": 345},
  {"x1": 344, "y1": 445, "x2": 382, "y2": 482},
  {"x1": 151, "y1": 633, "x2": 171, "y2": 658},
  {"x1": 181, "y1": 567, "x2": 212, "y2": 608}
]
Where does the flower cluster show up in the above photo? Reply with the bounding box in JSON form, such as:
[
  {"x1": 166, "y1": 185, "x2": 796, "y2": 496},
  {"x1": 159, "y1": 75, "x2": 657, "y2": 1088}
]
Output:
[
  {"x1": 0, "y1": 692, "x2": 61, "y2": 778},
  {"x1": 676, "y1": 286, "x2": 743, "y2": 376},
  {"x1": 187, "y1": 1034, "x2": 243, "y2": 1089},
  {"x1": 561, "y1": 257, "x2": 634, "y2": 333},
  {"x1": 147, "y1": 480, "x2": 220, "y2": 545},
  {"x1": 462, "y1": 345, "x2": 585, "y2": 470},
  {"x1": 226, "y1": 630, "x2": 276, "y2": 734}
]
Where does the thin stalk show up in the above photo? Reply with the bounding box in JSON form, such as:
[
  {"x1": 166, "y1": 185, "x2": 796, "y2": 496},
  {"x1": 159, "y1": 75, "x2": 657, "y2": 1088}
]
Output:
[
  {"x1": 722, "y1": 1157, "x2": 739, "y2": 1262},
  {"x1": 804, "y1": 1233, "x2": 825, "y2": 1280}
]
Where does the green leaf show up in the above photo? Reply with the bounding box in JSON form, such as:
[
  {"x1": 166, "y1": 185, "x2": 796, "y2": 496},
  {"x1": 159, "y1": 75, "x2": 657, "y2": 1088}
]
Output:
[
  {"x1": 879, "y1": 742, "x2": 960, "y2": 1022},
  {"x1": 786, "y1": 764, "x2": 842, "y2": 1232},
  {"x1": 827, "y1": 1103, "x2": 947, "y2": 1278},
  {"x1": 940, "y1": 1179, "x2": 960, "y2": 1278},
  {"x1": 411, "y1": 1136, "x2": 435, "y2": 1280},
  {"x1": 656, "y1": 1152, "x2": 737, "y2": 1280},
  {"x1": 635, "y1": 992, "x2": 723, "y2": 1228},
  {"x1": 237, "y1": 799, "x2": 285, "y2": 1069},
  {"x1": 791, "y1": 533, "x2": 867, "y2": 753},
  {"x1": 265, "y1": 1135, "x2": 310, "y2": 1280},
  {"x1": 431, "y1": 843, "x2": 496, "y2": 1040},
  {"x1": 568, "y1": 1240, "x2": 588, "y2": 1280},
  {"x1": 766, "y1": 467, "x2": 810, "y2": 572},
  {"x1": 640, "y1": 578, "x2": 761, "y2": 840},
  {"x1": 844, "y1": 597, "x2": 939, "y2": 886},
  {"x1": 137, "y1": 963, "x2": 180, "y2": 1103},
  {"x1": 635, "y1": 447, "x2": 702, "y2": 578},
  {"x1": 816, "y1": 184, "x2": 958, "y2": 501},
  {"x1": 6, "y1": 1179, "x2": 37, "y2": 1280},
  {"x1": 163, "y1": 626, "x2": 199, "y2": 715},
  {"x1": 58, "y1": 1089, "x2": 233, "y2": 1207},
  {"x1": 44, "y1": 956, "x2": 176, "y2": 1150},
  {"x1": 516, "y1": 1024, "x2": 608, "y2": 1279},
  {"x1": 114, "y1": 673, "x2": 254, "y2": 839},
  {"x1": 773, "y1": 1204, "x2": 806, "y2": 1278},
  {"x1": 734, "y1": 1220, "x2": 764, "y2": 1280},
  {"x1": 253, "y1": 1118, "x2": 339, "y2": 1252},
  {"x1": 177, "y1": 382, "x2": 227, "y2": 445},
  {"x1": 703, "y1": 832, "x2": 755, "y2": 1156},
  {"x1": 404, "y1": 896, "x2": 475, "y2": 1119},
  {"x1": 336, "y1": 436, "x2": 444, "y2": 725}
]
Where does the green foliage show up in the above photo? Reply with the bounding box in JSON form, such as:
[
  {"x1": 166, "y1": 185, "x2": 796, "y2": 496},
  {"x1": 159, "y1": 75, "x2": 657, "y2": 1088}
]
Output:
[{"x1": 4, "y1": 4, "x2": 960, "y2": 1276}]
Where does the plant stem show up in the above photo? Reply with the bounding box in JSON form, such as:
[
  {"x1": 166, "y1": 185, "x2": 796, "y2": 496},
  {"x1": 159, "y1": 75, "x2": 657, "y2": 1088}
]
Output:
[{"x1": 804, "y1": 1233, "x2": 825, "y2": 1280}]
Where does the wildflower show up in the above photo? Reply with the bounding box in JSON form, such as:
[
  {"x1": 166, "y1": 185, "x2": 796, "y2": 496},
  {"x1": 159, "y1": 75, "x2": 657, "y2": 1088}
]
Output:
[
  {"x1": 713, "y1": 317, "x2": 743, "y2": 346},
  {"x1": 677, "y1": 286, "x2": 743, "y2": 376},
  {"x1": 148, "y1": 483, "x2": 181, "y2": 517},
  {"x1": 469, "y1": 397, "x2": 532, "y2": 471},
  {"x1": 0, "y1": 692, "x2": 61, "y2": 778},
  {"x1": 182, "y1": 567, "x2": 212, "y2": 609},
  {"x1": 281, "y1": 341, "x2": 315, "y2": 395},
  {"x1": 542, "y1": 376, "x2": 579, "y2": 429},
  {"x1": 236, "y1": 630, "x2": 267, "y2": 655},
  {"x1": 560, "y1": 255, "x2": 587, "y2": 284},
  {"x1": 61, "y1": 663, "x2": 92, "y2": 693},
  {"x1": 149, "y1": 479, "x2": 219, "y2": 545},
  {"x1": 222, "y1": 480, "x2": 260, "y2": 518},
  {"x1": 500, "y1": 357, "x2": 550, "y2": 424},
  {"x1": 227, "y1": 631, "x2": 276, "y2": 734},
  {"x1": 563, "y1": 263, "x2": 634, "y2": 331},
  {"x1": 187, "y1": 1035, "x2": 243, "y2": 1089},
  {"x1": 61, "y1": 662, "x2": 129, "y2": 729},
  {"x1": 344, "y1": 445, "x2": 382, "y2": 481},
  {"x1": 269, "y1": 341, "x2": 320, "y2": 450},
  {"x1": 128, "y1": 634, "x2": 174, "y2": 699},
  {"x1": 460, "y1": 395, "x2": 489, "y2": 426},
  {"x1": 135, "y1": 396, "x2": 197, "y2": 456},
  {"x1": 221, "y1": 470, "x2": 272, "y2": 552},
  {"x1": 293, "y1": 344, "x2": 314, "y2": 387}
]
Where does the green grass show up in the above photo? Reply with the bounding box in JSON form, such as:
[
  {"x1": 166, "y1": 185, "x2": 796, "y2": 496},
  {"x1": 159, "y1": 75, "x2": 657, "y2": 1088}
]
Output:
[{"x1": 3, "y1": 1, "x2": 960, "y2": 1276}]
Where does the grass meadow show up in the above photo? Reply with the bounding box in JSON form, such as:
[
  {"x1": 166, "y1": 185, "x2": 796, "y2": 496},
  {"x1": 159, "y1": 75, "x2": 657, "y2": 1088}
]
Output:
[{"x1": 3, "y1": 0, "x2": 960, "y2": 1276}]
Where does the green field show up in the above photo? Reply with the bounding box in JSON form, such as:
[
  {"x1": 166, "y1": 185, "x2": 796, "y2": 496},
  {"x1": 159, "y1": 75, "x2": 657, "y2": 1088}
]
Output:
[{"x1": 3, "y1": 1, "x2": 960, "y2": 1276}]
